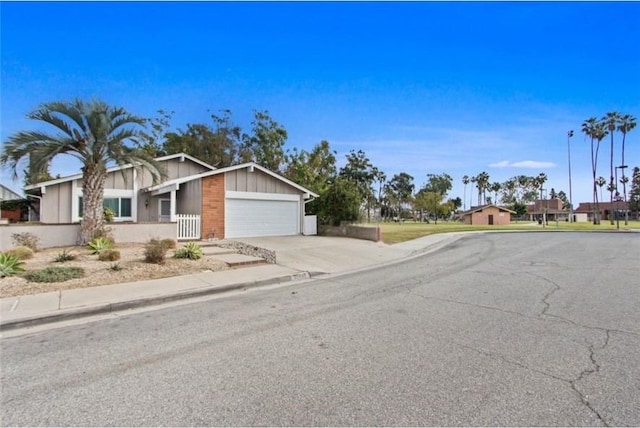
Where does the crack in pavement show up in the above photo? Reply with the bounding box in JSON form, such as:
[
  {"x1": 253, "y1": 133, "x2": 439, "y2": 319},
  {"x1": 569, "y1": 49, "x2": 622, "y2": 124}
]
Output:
[{"x1": 402, "y1": 284, "x2": 612, "y2": 426}]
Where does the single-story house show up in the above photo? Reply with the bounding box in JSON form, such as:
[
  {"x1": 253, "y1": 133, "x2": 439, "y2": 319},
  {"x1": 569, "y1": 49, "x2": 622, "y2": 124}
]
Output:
[
  {"x1": 23, "y1": 153, "x2": 318, "y2": 239},
  {"x1": 460, "y1": 204, "x2": 514, "y2": 225},
  {"x1": 574, "y1": 201, "x2": 631, "y2": 222}
]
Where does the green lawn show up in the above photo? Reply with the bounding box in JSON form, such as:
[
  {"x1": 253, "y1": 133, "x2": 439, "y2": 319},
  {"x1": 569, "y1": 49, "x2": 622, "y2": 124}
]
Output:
[{"x1": 359, "y1": 220, "x2": 640, "y2": 244}]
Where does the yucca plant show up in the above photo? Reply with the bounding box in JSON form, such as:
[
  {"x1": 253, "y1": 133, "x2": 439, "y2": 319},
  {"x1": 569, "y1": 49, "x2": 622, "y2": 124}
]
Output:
[
  {"x1": 54, "y1": 248, "x2": 76, "y2": 262},
  {"x1": 0, "y1": 253, "x2": 26, "y2": 278},
  {"x1": 174, "y1": 242, "x2": 203, "y2": 260},
  {"x1": 88, "y1": 237, "x2": 114, "y2": 254}
]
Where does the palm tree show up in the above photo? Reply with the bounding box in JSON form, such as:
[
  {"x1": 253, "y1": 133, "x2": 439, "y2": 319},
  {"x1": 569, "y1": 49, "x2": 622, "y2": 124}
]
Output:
[
  {"x1": 582, "y1": 118, "x2": 607, "y2": 224},
  {"x1": 536, "y1": 172, "x2": 548, "y2": 199},
  {"x1": 462, "y1": 175, "x2": 470, "y2": 210},
  {"x1": 1, "y1": 99, "x2": 165, "y2": 244},
  {"x1": 490, "y1": 182, "x2": 501, "y2": 205},
  {"x1": 474, "y1": 171, "x2": 490, "y2": 205},
  {"x1": 618, "y1": 114, "x2": 637, "y2": 224},
  {"x1": 603, "y1": 112, "x2": 620, "y2": 224},
  {"x1": 596, "y1": 176, "x2": 607, "y2": 214}
]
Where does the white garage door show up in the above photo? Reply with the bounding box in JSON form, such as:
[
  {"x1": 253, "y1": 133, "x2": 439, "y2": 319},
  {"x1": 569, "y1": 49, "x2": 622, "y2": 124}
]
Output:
[{"x1": 225, "y1": 194, "x2": 300, "y2": 238}]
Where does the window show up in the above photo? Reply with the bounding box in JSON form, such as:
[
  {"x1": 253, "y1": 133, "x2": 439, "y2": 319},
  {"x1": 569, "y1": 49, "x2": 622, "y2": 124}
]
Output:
[{"x1": 78, "y1": 196, "x2": 133, "y2": 219}]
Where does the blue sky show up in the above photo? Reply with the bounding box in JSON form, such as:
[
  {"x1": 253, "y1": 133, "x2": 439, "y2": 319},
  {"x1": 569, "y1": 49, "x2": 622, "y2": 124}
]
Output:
[{"x1": 1, "y1": 1, "x2": 639, "y2": 207}]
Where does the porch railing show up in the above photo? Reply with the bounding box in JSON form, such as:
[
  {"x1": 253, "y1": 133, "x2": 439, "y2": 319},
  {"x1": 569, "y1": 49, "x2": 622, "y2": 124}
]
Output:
[{"x1": 176, "y1": 214, "x2": 201, "y2": 240}]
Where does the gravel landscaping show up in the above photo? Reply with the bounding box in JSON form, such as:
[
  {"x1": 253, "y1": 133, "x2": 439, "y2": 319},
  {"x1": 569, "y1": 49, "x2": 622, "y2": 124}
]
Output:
[{"x1": 0, "y1": 243, "x2": 230, "y2": 298}]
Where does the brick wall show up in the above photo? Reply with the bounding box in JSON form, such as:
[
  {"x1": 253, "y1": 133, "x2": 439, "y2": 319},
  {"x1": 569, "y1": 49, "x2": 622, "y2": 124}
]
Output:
[{"x1": 201, "y1": 174, "x2": 225, "y2": 239}]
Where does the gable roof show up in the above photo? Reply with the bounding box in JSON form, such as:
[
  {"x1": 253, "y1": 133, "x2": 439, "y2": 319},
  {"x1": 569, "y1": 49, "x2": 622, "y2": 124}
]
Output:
[
  {"x1": 24, "y1": 153, "x2": 216, "y2": 191},
  {"x1": 460, "y1": 204, "x2": 515, "y2": 215},
  {"x1": 0, "y1": 184, "x2": 23, "y2": 200},
  {"x1": 142, "y1": 162, "x2": 319, "y2": 198}
]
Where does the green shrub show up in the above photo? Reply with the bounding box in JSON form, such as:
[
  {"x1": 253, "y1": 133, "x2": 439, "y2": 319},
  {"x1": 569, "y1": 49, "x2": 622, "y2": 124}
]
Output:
[
  {"x1": 103, "y1": 207, "x2": 115, "y2": 222},
  {"x1": 161, "y1": 238, "x2": 177, "y2": 250},
  {"x1": 144, "y1": 239, "x2": 167, "y2": 264},
  {"x1": 0, "y1": 253, "x2": 25, "y2": 278},
  {"x1": 11, "y1": 232, "x2": 39, "y2": 251},
  {"x1": 53, "y1": 249, "x2": 76, "y2": 262},
  {"x1": 98, "y1": 249, "x2": 121, "y2": 262},
  {"x1": 5, "y1": 246, "x2": 35, "y2": 260},
  {"x1": 174, "y1": 242, "x2": 203, "y2": 260},
  {"x1": 23, "y1": 266, "x2": 84, "y2": 283},
  {"x1": 88, "y1": 237, "x2": 114, "y2": 254}
]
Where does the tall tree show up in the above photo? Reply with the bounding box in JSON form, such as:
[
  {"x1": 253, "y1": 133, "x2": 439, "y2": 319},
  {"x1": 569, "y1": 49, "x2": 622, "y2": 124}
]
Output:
[
  {"x1": 0, "y1": 100, "x2": 164, "y2": 243},
  {"x1": 596, "y1": 176, "x2": 607, "y2": 209},
  {"x1": 582, "y1": 117, "x2": 608, "y2": 224},
  {"x1": 462, "y1": 175, "x2": 470, "y2": 210},
  {"x1": 339, "y1": 149, "x2": 378, "y2": 217},
  {"x1": 473, "y1": 171, "x2": 490, "y2": 205},
  {"x1": 618, "y1": 114, "x2": 636, "y2": 224},
  {"x1": 414, "y1": 191, "x2": 443, "y2": 223},
  {"x1": 535, "y1": 173, "x2": 548, "y2": 199},
  {"x1": 604, "y1": 112, "x2": 621, "y2": 224},
  {"x1": 164, "y1": 120, "x2": 239, "y2": 168},
  {"x1": 284, "y1": 140, "x2": 336, "y2": 195},
  {"x1": 490, "y1": 182, "x2": 501, "y2": 205},
  {"x1": 628, "y1": 166, "x2": 640, "y2": 220},
  {"x1": 137, "y1": 109, "x2": 173, "y2": 157},
  {"x1": 387, "y1": 172, "x2": 415, "y2": 220},
  {"x1": 240, "y1": 110, "x2": 287, "y2": 172},
  {"x1": 423, "y1": 173, "x2": 453, "y2": 197}
]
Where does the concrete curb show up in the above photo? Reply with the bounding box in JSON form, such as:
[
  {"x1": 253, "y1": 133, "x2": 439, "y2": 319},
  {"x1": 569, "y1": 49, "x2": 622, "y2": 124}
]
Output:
[{"x1": 0, "y1": 272, "x2": 311, "y2": 332}]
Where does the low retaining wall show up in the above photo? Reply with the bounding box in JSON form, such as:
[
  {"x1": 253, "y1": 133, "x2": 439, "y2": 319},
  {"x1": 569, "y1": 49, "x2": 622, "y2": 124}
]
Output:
[
  {"x1": 216, "y1": 240, "x2": 277, "y2": 264},
  {"x1": 0, "y1": 222, "x2": 177, "y2": 251},
  {"x1": 319, "y1": 224, "x2": 382, "y2": 242}
]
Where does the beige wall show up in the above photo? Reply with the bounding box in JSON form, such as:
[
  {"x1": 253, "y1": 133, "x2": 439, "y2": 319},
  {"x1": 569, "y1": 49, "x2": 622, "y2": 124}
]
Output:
[
  {"x1": 177, "y1": 179, "x2": 202, "y2": 215},
  {"x1": 464, "y1": 207, "x2": 511, "y2": 225},
  {"x1": 0, "y1": 222, "x2": 177, "y2": 251},
  {"x1": 225, "y1": 169, "x2": 298, "y2": 194}
]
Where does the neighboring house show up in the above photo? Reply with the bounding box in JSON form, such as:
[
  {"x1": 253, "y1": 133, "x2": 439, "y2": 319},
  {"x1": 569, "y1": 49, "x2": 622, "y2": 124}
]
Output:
[
  {"x1": 574, "y1": 201, "x2": 631, "y2": 222},
  {"x1": 23, "y1": 153, "x2": 318, "y2": 239},
  {"x1": 0, "y1": 184, "x2": 24, "y2": 223},
  {"x1": 460, "y1": 204, "x2": 514, "y2": 225},
  {"x1": 526, "y1": 198, "x2": 569, "y2": 222}
]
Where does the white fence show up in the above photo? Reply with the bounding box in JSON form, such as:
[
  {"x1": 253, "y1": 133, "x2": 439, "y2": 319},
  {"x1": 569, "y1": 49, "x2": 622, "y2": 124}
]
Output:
[{"x1": 177, "y1": 214, "x2": 201, "y2": 240}]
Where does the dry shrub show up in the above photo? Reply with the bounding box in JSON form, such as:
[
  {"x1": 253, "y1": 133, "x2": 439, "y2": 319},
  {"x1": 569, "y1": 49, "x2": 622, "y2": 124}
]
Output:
[
  {"x1": 4, "y1": 246, "x2": 35, "y2": 260},
  {"x1": 144, "y1": 239, "x2": 167, "y2": 264},
  {"x1": 98, "y1": 249, "x2": 121, "y2": 262}
]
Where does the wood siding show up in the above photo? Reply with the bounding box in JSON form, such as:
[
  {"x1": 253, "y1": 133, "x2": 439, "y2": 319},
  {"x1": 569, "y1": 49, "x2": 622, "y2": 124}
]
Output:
[
  {"x1": 41, "y1": 182, "x2": 72, "y2": 223},
  {"x1": 225, "y1": 169, "x2": 298, "y2": 194}
]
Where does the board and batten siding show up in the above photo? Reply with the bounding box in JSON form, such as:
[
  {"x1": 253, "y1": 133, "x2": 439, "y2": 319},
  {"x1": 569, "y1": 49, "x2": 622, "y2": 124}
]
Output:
[
  {"x1": 41, "y1": 182, "x2": 73, "y2": 223},
  {"x1": 177, "y1": 179, "x2": 202, "y2": 215},
  {"x1": 225, "y1": 169, "x2": 298, "y2": 194}
]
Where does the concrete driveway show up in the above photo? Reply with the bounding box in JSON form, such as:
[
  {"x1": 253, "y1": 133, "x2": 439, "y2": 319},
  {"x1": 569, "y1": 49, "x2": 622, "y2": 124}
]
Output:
[{"x1": 236, "y1": 233, "x2": 464, "y2": 274}]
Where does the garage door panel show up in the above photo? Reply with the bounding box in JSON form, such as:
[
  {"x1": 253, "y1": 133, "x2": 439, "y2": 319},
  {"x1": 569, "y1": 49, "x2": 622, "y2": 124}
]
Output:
[{"x1": 226, "y1": 198, "x2": 299, "y2": 238}]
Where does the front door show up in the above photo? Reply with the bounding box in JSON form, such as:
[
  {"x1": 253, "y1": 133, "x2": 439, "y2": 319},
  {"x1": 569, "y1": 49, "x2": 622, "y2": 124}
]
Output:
[
  {"x1": 488, "y1": 214, "x2": 494, "y2": 225},
  {"x1": 159, "y1": 199, "x2": 171, "y2": 222}
]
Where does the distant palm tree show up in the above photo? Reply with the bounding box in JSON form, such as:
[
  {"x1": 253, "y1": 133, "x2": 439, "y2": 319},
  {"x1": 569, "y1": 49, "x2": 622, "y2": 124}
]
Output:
[
  {"x1": 490, "y1": 182, "x2": 501, "y2": 205},
  {"x1": 1, "y1": 100, "x2": 164, "y2": 244},
  {"x1": 536, "y1": 172, "x2": 548, "y2": 199},
  {"x1": 462, "y1": 175, "x2": 470, "y2": 210},
  {"x1": 474, "y1": 171, "x2": 490, "y2": 205},
  {"x1": 618, "y1": 114, "x2": 637, "y2": 224},
  {"x1": 603, "y1": 112, "x2": 620, "y2": 224},
  {"x1": 582, "y1": 118, "x2": 607, "y2": 224},
  {"x1": 596, "y1": 176, "x2": 607, "y2": 215}
]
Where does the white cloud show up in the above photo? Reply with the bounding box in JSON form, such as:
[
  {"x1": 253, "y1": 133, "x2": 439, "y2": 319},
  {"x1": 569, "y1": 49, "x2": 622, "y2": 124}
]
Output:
[{"x1": 489, "y1": 160, "x2": 557, "y2": 169}]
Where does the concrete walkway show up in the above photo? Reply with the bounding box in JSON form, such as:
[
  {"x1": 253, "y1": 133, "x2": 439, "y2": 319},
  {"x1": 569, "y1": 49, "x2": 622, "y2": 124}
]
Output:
[{"x1": 0, "y1": 233, "x2": 462, "y2": 331}]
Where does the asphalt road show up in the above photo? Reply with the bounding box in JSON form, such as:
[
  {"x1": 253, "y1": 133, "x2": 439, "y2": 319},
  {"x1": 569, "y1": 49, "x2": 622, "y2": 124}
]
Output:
[{"x1": 2, "y1": 232, "x2": 639, "y2": 426}]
